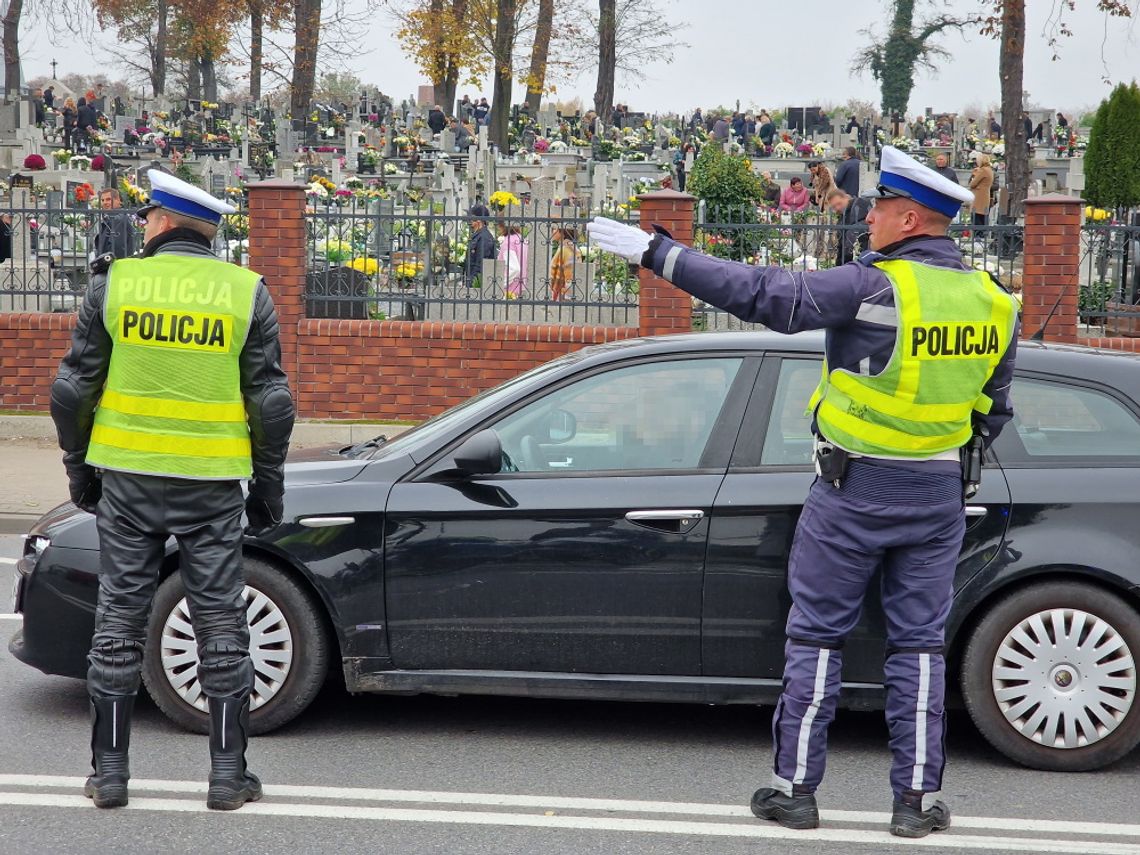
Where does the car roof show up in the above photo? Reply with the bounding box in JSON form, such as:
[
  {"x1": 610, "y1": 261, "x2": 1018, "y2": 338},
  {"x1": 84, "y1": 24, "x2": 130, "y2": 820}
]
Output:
[{"x1": 573, "y1": 332, "x2": 1140, "y2": 399}]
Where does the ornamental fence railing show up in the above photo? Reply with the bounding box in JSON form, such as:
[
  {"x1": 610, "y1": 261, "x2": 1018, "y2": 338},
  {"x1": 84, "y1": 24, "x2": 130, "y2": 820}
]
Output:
[
  {"x1": 0, "y1": 195, "x2": 247, "y2": 313},
  {"x1": 1078, "y1": 221, "x2": 1140, "y2": 335},
  {"x1": 693, "y1": 204, "x2": 1024, "y2": 331},
  {"x1": 303, "y1": 199, "x2": 640, "y2": 326}
]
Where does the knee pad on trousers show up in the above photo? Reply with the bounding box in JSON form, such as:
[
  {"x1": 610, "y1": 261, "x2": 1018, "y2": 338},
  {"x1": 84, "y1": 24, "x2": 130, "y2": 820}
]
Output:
[
  {"x1": 198, "y1": 641, "x2": 254, "y2": 698},
  {"x1": 88, "y1": 638, "x2": 144, "y2": 697}
]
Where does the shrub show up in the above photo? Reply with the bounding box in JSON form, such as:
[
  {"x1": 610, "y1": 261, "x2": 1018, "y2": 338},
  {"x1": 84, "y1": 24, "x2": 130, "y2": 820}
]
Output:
[{"x1": 1084, "y1": 81, "x2": 1140, "y2": 210}]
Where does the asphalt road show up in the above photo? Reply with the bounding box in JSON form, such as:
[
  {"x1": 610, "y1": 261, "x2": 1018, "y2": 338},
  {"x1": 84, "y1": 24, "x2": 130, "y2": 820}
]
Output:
[{"x1": 2, "y1": 533, "x2": 1139, "y2": 855}]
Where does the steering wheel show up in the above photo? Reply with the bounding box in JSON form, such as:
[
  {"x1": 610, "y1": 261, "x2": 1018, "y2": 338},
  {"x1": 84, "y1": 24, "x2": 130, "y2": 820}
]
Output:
[{"x1": 520, "y1": 435, "x2": 549, "y2": 472}]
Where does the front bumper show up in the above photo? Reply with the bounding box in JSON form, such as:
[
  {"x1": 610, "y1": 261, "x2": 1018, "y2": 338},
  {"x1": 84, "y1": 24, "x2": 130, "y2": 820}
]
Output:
[{"x1": 11, "y1": 543, "x2": 100, "y2": 680}]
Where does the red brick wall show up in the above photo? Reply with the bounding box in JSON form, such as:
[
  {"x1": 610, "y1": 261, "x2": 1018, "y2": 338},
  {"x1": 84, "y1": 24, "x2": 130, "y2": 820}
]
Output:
[
  {"x1": 638, "y1": 190, "x2": 694, "y2": 336},
  {"x1": 296, "y1": 319, "x2": 637, "y2": 420},
  {"x1": 0, "y1": 313, "x2": 76, "y2": 409},
  {"x1": 1021, "y1": 195, "x2": 1081, "y2": 344}
]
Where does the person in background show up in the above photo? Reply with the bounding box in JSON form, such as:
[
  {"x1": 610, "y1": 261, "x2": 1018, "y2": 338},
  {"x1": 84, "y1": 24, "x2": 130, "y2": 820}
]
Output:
[
  {"x1": 987, "y1": 113, "x2": 1002, "y2": 140},
  {"x1": 834, "y1": 147, "x2": 861, "y2": 196},
  {"x1": 825, "y1": 188, "x2": 872, "y2": 265},
  {"x1": 549, "y1": 226, "x2": 580, "y2": 301},
  {"x1": 809, "y1": 161, "x2": 834, "y2": 210},
  {"x1": 62, "y1": 97, "x2": 78, "y2": 152},
  {"x1": 427, "y1": 104, "x2": 447, "y2": 135},
  {"x1": 931, "y1": 153, "x2": 959, "y2": 184},
  {"x1": 76, "y1": 97, "x2": 98, "y2": 153},
  {"x1": 712, "y1": 114, "x2": 730, "y2": 142},
  {"x1": 459, "y1": 94, "x2": 473, "y2": 122},
  {"x1": 43, "y1": 86, "x2": 55, "y2": 110},
  {"x1": 760, "y1": 171, "x2": 782, "y2": 206},
  {"x1": 969, "y1": 154, "x2": 994, "y2": 225},
  {"x1": 498, "y1": 221, "x2": 528, "y2": 299},
  {"x1": 452, "y1": 118, "x2": 472, "y2": 152},
  {"x1": 464, "y1": 204, "x2": 497, "y2": 288},
  {"x1": 777, "y1": 176, "x2": 811, "y2": 213},
  {"x1": 758, "y1": 112, "x2": 776, "y2": 149},
  {"x1": 473, "y1": 98, "x2": 490, "y2": 127},
  {"x1": 94, "y1": 187, "x2": 138, "y2": 260},
  {"x1": 688, "y1": 108, "x2": 703, "y2": 133},
  {"x1": 731, "y1": 112, "x2": 746, "y2": 141}
]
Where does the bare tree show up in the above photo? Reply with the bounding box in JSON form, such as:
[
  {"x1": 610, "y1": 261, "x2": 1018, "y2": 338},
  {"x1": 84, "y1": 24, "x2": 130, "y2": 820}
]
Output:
[
  {"x1": 489, "y1": 0, "x2": 518, "y2": 147},
  {"x1": 2, "y1": 0, "x2": 23, "y2": 94},
  {"x1": 523, "y1": 0, "x2": 553, "y2": 113},
  {"x1": 592, "y1": 0, "x2": 614, "y2": 119}
]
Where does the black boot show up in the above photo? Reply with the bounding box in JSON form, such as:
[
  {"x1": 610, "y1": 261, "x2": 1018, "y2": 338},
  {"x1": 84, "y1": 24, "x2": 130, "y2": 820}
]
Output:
[
  {"x1": 750, "y1": 787, "x2": 820, "y2": 830},
  {"x1": 890, "y1": 797, "x2": 951, "y2": 838},
  {"x1": 207, "y1": 694, "x2": 262, "y2": 811},
  {"x1": 85, "y1": 695, "x2": 135, "y2": 808}
]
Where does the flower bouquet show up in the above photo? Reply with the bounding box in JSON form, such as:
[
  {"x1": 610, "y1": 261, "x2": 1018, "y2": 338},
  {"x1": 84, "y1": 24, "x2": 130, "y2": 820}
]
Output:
[
  {"x1": 69, "y1": 155, "x2": 92, "y2": 170},
  {"x1": 489, "y1": 190, "x2": 522, "y2": 211},
  {"x1": 795, "y1": 142, "x2": 814, "y2": 158},
  {"x1": 24, "y1": 153, "x2": 47, "y2": 170},
  {"x1": 773, "y1": 141, "x2": 795, "y2": 158},
  {"x1": 52, "y1": 149, "x2": 71, "y2": 165},
  {"x1": 533, "y1": 137, "x2": 550, "y2": 153}
]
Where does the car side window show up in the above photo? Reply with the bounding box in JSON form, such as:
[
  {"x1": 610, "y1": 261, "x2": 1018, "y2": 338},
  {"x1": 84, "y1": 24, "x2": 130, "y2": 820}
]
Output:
[
  {"x1": 1000, "y1": 378, "x2": 1140, "y2": 460},
  {"x1": 760, "y1": 359, "x2": 822, "y2": 466},
  {"x1": 494, "y1": 358, "x2": 743, "y2": 473}
]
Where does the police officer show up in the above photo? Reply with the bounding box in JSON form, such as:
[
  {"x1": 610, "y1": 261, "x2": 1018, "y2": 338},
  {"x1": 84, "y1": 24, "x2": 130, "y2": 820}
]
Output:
[
  {"x1": 51, "y1": 169, "x2": 295, "y2": 811},
  {"x1": 588, "y1": 147, "x2": 1019, "y2": 839}
]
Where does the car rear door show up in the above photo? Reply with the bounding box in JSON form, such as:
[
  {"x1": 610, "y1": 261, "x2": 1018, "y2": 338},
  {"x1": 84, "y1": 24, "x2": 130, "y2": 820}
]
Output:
[
  {"x1": 701, "y1": 354, "x2": 1012, "y2": 684},
  {"x1": 384, "y1": 354, "x2": 757, "y2": 677}
]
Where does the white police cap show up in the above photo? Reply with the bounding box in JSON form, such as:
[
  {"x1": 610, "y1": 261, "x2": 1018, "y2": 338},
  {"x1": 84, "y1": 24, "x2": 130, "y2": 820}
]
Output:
[
  {"x1": 139, "y1": 168, "x2": 236, "y2": 225},
  {"x1": 863, "y1": 146, "x2": 975, "y2": 218}
]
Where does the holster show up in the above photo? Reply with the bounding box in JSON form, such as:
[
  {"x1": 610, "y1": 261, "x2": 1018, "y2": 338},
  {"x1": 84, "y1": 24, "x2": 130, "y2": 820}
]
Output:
[
  {"x1": 813, "y1": 438, "x2": 850, "y2": 487},
  {"x1": 961, "y1": 429, "x2": 988, "y2": 499}
]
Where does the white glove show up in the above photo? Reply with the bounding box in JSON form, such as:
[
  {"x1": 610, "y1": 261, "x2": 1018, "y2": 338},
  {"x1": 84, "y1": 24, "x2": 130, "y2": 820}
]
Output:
[{"x1": 587, "y1": 216, "x2": 653, "y2": 263}]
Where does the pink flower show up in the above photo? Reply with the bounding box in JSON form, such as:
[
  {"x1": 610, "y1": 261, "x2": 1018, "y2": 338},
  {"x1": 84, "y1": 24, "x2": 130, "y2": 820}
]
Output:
[{"x1": 23, "y1": 153, "x2": 46, "y2": 170}]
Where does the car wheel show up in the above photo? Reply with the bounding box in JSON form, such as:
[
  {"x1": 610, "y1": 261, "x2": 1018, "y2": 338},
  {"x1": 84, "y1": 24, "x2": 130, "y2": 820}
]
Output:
[
  {"x1": 961, "y1": 580, "x2": 1140, "y2": 771},
  {"x1": 141, "y1": 557, "x2": 331, "y2": 735}
]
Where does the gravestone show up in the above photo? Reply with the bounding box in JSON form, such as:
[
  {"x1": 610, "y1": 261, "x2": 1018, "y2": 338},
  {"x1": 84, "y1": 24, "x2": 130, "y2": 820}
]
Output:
[
  {"x1": 477, "y1": 125, "x2": 489, "y2": 152},
  {"x1": 115, "y1": 116, "x2": 138, "y2": 137},
  {"x1": 439, "y1": 128, "x2": 455, "y2": 153},
  {"x1": 1066, "y1": 155, "x2": 1084, "y2": 194}
]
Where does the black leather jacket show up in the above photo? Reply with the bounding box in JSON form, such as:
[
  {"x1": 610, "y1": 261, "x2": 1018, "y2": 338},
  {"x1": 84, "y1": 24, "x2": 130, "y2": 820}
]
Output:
[{"x1": 50, "y1": 228, "x2": 295, "y2": 503}]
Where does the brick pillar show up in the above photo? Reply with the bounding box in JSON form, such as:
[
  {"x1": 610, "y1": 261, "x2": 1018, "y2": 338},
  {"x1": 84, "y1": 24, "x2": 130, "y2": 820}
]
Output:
[
  {"x1": 1021, "y1": 194, "x2": 1083, "y2": 344},
  {"x1": 247, "y1": 178, "x2": 307, "y2": 371},
  {"x1": 637, "y1": 189, "x2": 695, "y2": 336}
]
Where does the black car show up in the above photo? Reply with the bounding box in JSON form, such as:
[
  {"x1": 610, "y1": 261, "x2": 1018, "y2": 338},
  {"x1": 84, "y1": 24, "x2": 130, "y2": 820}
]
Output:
[{"x1": 10, "y1": 332, "x2": 1140, "y2": 772}]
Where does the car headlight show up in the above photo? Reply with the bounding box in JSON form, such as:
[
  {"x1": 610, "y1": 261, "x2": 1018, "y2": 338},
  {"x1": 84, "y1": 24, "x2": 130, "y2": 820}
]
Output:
[{"x1": 23, "y1": 534, "x2": 50, "y2": 562}]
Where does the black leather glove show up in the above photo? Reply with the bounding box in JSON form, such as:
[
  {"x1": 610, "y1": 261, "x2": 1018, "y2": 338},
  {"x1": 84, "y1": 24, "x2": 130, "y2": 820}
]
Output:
[
  {"x1": 244, "y1": 489, "x2": 283, "y2": 537},
  {"x1": 65, "y1": 460, "x2": 102, "y2": 514}
]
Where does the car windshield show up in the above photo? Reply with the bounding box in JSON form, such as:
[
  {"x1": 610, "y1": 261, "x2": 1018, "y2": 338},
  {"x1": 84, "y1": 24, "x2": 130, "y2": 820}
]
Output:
[{"x1": 363, "y1": 355, "x2": 580, "y2": 461}]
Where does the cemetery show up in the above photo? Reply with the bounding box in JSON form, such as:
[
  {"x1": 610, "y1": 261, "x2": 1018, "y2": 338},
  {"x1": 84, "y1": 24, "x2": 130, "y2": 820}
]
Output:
[{"x1": 0, "y1": 81, "x2": 1137, "y2": 353}]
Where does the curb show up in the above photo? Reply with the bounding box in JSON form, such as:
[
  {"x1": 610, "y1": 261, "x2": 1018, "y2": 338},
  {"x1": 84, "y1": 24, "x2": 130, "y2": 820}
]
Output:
[{"x1": 0, "y1": 514, "x2": 40, "y2": 536}]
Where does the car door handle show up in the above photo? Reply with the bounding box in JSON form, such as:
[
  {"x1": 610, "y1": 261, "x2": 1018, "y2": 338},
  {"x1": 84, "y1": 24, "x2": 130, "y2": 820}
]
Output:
[
  {"x1": 965, "y1": 506, "x2": 988, "y2": 518},
  {"x1": 625, "y1": 510, "x2": 705, "y2": 533},
  {"x1": 298, "y1": 516, "x2": 356, "y2": 528},
  {"x1": 548, "y1": 457, "x2": 573, "y2": 468}
]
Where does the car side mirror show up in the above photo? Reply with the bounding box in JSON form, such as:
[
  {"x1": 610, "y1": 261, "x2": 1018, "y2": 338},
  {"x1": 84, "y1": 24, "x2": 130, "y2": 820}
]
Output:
[
  {"x1": 548, "y1": 408, "x2": 577, "y2": 443},
  {"x1": 452, "y1": 428, "x2": 503, "y2": 477}
]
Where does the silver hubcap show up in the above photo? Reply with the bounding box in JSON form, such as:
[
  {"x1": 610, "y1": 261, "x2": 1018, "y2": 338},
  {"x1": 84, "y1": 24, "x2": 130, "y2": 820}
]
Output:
[
  {"x1": 160, "y1": 585, "x2": 294, "y2": 713},
  {"x1": 992, "y1": 607, "x2": 1136, "y2": 749}
]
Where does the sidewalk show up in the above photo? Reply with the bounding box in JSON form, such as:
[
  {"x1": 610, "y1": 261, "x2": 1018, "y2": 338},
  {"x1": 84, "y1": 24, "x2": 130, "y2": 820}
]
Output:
[{"x1": 0, "y1": 416, "x2": 412, "y2": 535}]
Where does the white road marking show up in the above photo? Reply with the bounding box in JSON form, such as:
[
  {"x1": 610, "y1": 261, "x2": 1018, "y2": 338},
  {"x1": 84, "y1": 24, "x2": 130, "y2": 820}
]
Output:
[
  {"x1": 0, "y1": 614, "x2": 21, "y2": 621},
  {"x1": 1, "y1": 775, "x2": 1139, "y2": 842},
  {"x1": 0, "y1": 791, "x2": 1137, "y2": 853}
]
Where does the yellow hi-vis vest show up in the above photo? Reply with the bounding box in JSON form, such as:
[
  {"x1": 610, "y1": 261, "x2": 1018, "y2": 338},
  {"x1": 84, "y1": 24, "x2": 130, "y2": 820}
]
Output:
[
  {"x1": 86, "y1": 255, "x2": 260, "y2": 479},
  {"x1": 809, "y1": 259, "x2": 1018, "y2": 459}
]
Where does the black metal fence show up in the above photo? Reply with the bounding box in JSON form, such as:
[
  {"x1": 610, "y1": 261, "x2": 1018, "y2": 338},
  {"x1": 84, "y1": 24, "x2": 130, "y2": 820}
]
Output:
[
  {"x1": 1079, "y1": 221, "x2": 1140, "y2": 334},
  {"x1": 303, "y1": 199, "x2": 640, "y2": 326},
  {"x1": 692, "y1": 205, "x2": 1024, "y2": 331},
  {"x1": 0, "y1": 194, "x2": 247, "y2": 313}
]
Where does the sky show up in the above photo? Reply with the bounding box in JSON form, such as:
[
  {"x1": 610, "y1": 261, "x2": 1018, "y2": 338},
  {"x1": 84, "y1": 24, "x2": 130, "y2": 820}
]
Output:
[{"x1": 16, "y1": 0, "x2": 1140, "y2": 118}]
